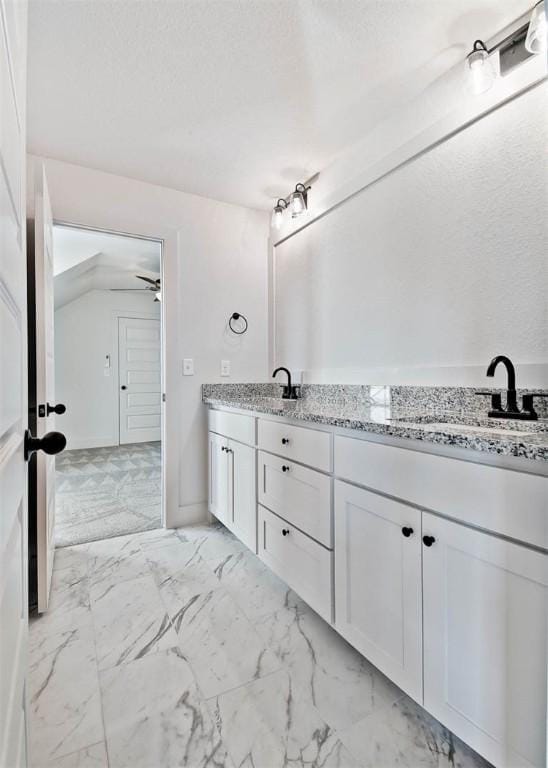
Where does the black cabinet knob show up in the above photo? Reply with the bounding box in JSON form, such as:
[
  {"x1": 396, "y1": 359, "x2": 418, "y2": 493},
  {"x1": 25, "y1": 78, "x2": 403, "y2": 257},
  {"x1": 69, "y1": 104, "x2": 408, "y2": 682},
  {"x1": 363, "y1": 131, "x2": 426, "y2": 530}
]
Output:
[
  {"x1": 422, "y1": 535, "x2": 436, "y2": 547},
  {"x1": 282, "y1": 465, "x2": 290, "y2": 472},
  {"x1": 121, "y1": 385, "x2": 127, "y2": 390},
  {"x1": 24, "y1": 429, "x2": 66, "y2": 461},
  {"x1": 281, "y1": 438, "x2": 289, "y2": 445},
  {"x1": 401, "y1": 526, "x2": 414, "y2": 538},
  {"x1": 282, "y1": 528, "x2": 290, "y2": 536}
]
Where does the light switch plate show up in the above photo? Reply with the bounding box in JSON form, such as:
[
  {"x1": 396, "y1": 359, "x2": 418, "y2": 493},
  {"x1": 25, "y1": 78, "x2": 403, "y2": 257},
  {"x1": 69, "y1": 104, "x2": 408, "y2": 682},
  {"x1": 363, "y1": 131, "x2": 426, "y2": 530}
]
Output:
[
  {"x1": 183, "y1": 358, "x2": 194, "y2": 376},
  {"x1": 221, "y1": 360, "x2": 230, "y2": 377}
]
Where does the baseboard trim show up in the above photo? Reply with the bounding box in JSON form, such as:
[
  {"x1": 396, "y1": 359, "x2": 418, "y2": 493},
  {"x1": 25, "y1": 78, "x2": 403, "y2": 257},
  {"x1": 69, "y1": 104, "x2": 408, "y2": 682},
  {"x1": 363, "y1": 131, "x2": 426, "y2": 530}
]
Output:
[
  {"x1": 65, "y1": 438, "x2": 118, "y2": 451},
  {"x1": 168, "y1": 502, "x2": 208, "y2": 528}
]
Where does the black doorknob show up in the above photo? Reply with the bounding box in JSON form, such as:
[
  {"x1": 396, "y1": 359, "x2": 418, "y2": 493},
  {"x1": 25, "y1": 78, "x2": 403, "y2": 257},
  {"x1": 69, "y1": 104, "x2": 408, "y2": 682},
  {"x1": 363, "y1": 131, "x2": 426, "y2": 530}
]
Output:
[
  {"x1": 47, "y1": 402, "x2": 66, "y2": 416},
  {"x1": 401, "y1": 526, "x2": 414, "y2": 538},
  {"x1": 422, "y1": 535, "x2": 436, "y2": 547},
  {"x1": 121, "y1": 385, "x2": 127, "y2": 390},
  {"x1": 24, "y1": 429, "x2": 66, "y2": 461},
  {"x1": 282, "y1": 528, "x2": 290, "y2": 536}
]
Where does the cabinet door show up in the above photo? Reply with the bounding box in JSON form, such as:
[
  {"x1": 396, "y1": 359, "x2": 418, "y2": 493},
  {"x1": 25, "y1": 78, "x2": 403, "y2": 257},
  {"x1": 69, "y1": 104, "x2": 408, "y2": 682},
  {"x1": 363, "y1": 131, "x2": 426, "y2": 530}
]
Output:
[
  {"x1": 334, "y1": 481, "x2": 422, "y2": 702},
  {"x1": 229, "y1": 439, "x2": 256, "y2": 552},
  {"x1": 423, "y1": 513, "x2": 547, "y2": 768},
  {"x1": 208, "y1": 431, "x2": 229, "y2": 524}
]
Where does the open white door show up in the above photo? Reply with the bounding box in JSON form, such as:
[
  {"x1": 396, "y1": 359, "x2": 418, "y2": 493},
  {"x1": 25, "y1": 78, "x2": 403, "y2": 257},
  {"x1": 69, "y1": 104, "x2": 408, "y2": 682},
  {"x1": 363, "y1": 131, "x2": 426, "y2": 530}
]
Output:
[
  {"x1": 1, "y1": 1, "x2": 29, "y2": 765},
  {"x1": 33, "y1": 166, "x2": 64, "y2": 613},
  {"x1": 119, "y1": 317, "x2": 161, "y2": 444}
]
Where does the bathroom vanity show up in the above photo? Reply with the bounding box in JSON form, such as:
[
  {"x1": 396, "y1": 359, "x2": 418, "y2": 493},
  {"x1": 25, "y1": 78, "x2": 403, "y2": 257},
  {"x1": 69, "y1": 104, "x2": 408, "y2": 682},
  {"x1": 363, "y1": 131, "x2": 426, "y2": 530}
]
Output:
[{"x1": 204, "y1": 384, "x2": 548, "y2": 768}]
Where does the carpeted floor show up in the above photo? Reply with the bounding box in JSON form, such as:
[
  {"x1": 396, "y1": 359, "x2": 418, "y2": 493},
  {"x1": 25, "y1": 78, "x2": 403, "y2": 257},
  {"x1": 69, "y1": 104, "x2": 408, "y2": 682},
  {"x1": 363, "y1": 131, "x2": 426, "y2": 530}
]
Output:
[{"x1": 55, "y1": 442, "x2": 162, "y2": 548}]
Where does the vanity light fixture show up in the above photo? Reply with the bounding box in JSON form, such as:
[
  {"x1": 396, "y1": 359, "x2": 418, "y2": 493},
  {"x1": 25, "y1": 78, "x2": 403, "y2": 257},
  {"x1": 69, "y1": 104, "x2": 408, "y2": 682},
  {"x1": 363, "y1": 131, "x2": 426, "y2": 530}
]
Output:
[
  {"x1": 465, "y1": 3, "x2": 546, "y2": 95},
  {"x1": 465, "y1": 40, "x2": 496, "y2": 95},
  {"x1": 271, "y1": 199, "x2": 287, "y2": 230},
  {"x1": 271, "y1": 182, "x2": 311, "y2": 229},
  {"x1": 289, "y1": 183, "x2": 309, "y2": 218},
  {"x1": 525, "y1": 0, "x2": 547, "y2": 53}
]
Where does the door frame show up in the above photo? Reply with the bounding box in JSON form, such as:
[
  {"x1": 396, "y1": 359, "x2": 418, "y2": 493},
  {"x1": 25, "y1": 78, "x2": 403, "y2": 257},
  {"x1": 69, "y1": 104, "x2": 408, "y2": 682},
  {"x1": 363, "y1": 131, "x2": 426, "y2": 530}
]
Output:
[{"x1": 52, "y1": 220, "x2": 179, "y2": 530}]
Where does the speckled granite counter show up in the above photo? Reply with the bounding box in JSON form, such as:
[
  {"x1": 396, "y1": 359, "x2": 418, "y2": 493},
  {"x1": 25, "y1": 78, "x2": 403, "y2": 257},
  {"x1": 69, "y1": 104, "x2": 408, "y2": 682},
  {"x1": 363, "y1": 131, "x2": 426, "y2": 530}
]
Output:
[{"x1": 203, "y1": 383, "x2": 548, "y2": 463}]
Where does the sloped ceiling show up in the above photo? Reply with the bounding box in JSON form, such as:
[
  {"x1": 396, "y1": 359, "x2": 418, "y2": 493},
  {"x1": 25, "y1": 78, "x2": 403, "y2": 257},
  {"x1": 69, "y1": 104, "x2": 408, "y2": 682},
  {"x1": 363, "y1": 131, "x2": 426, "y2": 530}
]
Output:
[
  {"x1": 27, "y1": 0, "x2": 533, "y2": 211},
  {"x1": 54, "y1": 226, "x2": 161, "y2": 309}
]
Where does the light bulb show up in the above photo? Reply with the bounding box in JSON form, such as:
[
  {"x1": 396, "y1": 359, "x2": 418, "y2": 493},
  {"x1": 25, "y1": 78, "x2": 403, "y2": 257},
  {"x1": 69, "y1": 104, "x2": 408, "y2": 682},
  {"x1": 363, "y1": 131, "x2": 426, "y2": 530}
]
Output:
[
  {"x1": 272, "y1": 206, "x2": 284, "y2": 230},
  {"x1": 290, "y1": 185, "x2": 306, "y2": 217},
  {"x1": 465, "y1": 41, "x2": 495, "y2": 95},
  {"x1": 525, "y1": 1, "x2": 547, "y2": 54}
]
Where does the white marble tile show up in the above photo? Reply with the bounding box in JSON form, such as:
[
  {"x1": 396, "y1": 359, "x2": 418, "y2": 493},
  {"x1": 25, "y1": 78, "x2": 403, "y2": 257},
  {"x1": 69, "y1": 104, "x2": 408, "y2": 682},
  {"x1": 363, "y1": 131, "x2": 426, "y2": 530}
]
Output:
[
  {"x1": 38, "y1": 741, "x2": 108, "y2": 768},
  {"x1": 28, "y1": 627, "x2": 104, "y2": 765},
  {"x1": 134, "y1": 526, "x2": 181, "y2": 552},
  {"x1": 256, "y1": 604, "x2": 401, "y2": 732},
  {"x1": 53, "y1": 543, "x2": 90, "y2": 574},
  {"x1": 338, "y1": 694, "x2": 491, "y2": 768},
  {"x1": 211, "y1": 668, "x2": 359, "y2": 768},
  {"x1": 208, "y1": 548, "x2": 305, "y2": 623},
  {"x1": 87, "y1": 533, "x2": 150, "y2": 592},
  {"x1": 144, "y1": 540, "x2": 216, "y2": 590},
  {"x1": 176, "y1": 523, "x2": 247, "y2": 562},
  {"x1": 100, "y1": 647, "x2": 232, "y2": 767},
  {"x1": 30, "y1": 562, "x2": 93, "y2": 642},
  {"x1": 171, "y1": 586, "x2": 280, "y2": 699},
  {"x1": 90, "y1": 573, "x2": 178, "y2": 670}
]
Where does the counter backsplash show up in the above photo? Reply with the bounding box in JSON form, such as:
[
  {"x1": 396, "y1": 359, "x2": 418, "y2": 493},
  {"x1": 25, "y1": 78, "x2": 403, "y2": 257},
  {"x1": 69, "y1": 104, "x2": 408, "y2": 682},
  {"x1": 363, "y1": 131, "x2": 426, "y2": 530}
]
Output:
[{"x1": 202, "y1": 382, "x2": 548, "y2": 418}]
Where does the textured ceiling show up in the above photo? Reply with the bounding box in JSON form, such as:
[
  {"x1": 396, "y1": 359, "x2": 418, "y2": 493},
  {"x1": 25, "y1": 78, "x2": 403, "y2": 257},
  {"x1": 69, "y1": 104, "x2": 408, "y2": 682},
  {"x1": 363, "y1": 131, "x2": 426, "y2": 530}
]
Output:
[{"x1": 28, "y1": 0, "x2": 532, "y2": 210}]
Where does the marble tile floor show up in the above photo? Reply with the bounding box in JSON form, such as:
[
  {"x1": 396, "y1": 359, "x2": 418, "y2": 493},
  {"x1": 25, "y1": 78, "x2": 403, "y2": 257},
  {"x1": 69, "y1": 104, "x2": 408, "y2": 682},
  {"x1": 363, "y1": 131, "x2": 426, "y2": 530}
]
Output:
[
  {"x1": 28, "y1": 522, "x2": 492, "y2": 768},
  {"x1": 54, "y1": 442, "x2": 162, "y2": 548}
]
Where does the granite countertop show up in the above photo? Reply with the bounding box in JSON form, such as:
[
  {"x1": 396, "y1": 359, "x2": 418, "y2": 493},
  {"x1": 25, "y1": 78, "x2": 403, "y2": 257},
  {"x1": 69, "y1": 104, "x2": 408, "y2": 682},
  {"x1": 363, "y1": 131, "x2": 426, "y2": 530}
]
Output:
[{"x1": 202, "y1": 384, "x2": 548, "y2": 463}]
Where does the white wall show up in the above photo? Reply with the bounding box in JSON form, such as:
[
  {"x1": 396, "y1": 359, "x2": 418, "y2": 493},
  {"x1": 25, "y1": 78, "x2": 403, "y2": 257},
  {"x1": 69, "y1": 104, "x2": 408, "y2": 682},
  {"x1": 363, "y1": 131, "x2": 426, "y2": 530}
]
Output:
[
  {"x1": 274, "y1": 83, "x2": 548, "y2": 388},
  {"x1": 55, "y1": 289, "x2": 160, "y2": 450},
  {"x1": 29, "y1": 155, "x2": 270, "y2": 525}
]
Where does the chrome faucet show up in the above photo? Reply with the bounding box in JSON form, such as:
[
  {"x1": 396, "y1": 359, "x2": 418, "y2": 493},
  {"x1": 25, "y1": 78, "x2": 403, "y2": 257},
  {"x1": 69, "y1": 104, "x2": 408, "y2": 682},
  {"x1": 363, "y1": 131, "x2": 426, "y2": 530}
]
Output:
[{"x1": 272, "y1": 367, "x2": 300, "y2": 400}]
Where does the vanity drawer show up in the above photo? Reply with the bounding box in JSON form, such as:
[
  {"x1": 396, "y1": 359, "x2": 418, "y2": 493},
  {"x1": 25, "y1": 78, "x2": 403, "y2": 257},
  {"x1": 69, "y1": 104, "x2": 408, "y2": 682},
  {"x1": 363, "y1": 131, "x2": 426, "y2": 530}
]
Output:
[
  {"x1": 208, "y1": 408, "x2": 255, "y2": 446},
  {"x1": 258, "y1": 418, "x2": 331, "y2": 472},
  {"x1": 335, "y1": 435, "x2": 548, "y2": 549},
  {"x1": 258, "y1": 504, "x2": 333, "y2": 622},
  {"x1": 258, "y1": 451, "x2": 332, "y2": 547}
]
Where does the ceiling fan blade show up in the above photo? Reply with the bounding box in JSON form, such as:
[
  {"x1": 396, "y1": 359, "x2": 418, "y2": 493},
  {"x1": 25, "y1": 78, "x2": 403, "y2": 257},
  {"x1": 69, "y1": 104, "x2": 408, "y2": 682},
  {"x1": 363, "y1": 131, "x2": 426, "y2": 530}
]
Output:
[{"x1": 136, "y1": 275, "x2": 159, "y2": 286}]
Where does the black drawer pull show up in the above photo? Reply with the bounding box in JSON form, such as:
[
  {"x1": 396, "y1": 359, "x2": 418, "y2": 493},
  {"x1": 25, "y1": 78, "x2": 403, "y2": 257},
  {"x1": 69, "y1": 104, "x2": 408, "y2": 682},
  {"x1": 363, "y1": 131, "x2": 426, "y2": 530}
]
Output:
[
  {"x1": 401, "y1": 526, "x2": 414, "y2": 538},
  {"x1": 423, "y1": 535, "x2": 436, "y2": 547},
  {"x1": 282, "y1": 528, "x2": 290, "y2": 536},
  {"x1": 282, "y1": 465, "x2": 290, "y2": 472},
  {"x1": 281, "y1": 438, "x2": 290, "y2": 445}
]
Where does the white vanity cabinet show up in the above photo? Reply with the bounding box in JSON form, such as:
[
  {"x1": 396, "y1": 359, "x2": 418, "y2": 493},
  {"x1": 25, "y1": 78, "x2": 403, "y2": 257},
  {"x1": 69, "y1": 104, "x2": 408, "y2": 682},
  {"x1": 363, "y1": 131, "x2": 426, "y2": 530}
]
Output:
[
  {"x1": 207, "y1": 403, "x2": 548, "y2": 768},
  {"x1": 422, "y1": 512, "x2": 547, "y2": 768},
  {"x1": 208, "y1": 410, "x2": 256, "y2": 551},
  {"x1": 334, "y1": 480, "x2": 423, "y2": 702}
]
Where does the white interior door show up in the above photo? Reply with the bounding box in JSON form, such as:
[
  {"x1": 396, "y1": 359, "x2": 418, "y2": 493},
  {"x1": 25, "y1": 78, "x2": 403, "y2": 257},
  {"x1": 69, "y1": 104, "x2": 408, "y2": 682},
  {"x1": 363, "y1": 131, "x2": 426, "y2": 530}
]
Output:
[
  {"x1": 118, "y1": 317, "x2": 161, "y2": 444},
  {"x1": 34, "y1": 166, "x2": 57, "y2": 613},
  {"x1": 1, "y1": 0, "x2": 29, "y2": 764}
]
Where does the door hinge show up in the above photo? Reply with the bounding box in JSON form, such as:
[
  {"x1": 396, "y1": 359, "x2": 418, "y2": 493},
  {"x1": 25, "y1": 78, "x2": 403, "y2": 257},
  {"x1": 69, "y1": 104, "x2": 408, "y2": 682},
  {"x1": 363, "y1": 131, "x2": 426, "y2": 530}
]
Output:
[{"x1": 162, "y1": 393, "x2": 166, "y2": 402}]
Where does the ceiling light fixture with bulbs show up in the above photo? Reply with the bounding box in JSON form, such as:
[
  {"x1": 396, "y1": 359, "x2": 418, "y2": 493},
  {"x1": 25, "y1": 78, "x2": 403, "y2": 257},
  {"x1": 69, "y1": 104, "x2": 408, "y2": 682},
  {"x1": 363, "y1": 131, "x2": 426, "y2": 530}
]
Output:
[
  {"x1": 465, "y1": 1, "x2": 546, "y2": 95},
  {"x1": 271, "y1": 182, "x2": 312, "y2": 230}
]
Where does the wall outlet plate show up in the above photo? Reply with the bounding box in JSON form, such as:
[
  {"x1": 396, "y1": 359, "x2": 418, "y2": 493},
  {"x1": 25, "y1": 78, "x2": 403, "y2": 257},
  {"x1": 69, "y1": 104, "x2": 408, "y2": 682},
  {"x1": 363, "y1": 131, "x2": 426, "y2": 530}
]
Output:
[
  {"x1": 183, "y1": 358, "x2": 194, "y2": 376},
  {"x1": 221, "y1": 360, "x2": 230, "y2": 377}
]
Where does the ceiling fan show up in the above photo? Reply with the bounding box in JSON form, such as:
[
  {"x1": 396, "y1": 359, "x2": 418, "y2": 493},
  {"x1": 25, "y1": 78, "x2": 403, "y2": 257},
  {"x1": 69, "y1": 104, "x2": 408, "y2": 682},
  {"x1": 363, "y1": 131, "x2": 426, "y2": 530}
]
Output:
[{"x1": 110, "y1": 275, "x2": 161, "y2": 301}]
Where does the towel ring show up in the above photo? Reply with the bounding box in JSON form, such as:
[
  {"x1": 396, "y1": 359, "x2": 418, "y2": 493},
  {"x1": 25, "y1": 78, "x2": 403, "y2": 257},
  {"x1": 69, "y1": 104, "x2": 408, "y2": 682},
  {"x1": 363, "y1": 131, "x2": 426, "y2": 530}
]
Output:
[{"x1": 229, "y1": 312, "x2": 248, "y2": 335}]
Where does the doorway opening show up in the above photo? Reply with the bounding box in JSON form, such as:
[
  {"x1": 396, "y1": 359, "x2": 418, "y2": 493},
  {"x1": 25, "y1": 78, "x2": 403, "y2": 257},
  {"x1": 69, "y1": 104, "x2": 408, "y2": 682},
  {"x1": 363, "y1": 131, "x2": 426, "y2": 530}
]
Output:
[{"x1": 52, "y1": 224, "x2": 164, "y2": 547}]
